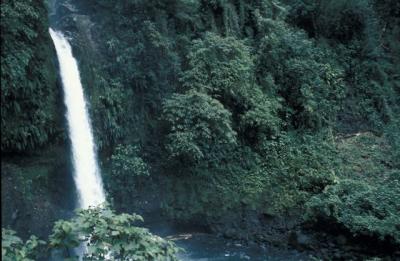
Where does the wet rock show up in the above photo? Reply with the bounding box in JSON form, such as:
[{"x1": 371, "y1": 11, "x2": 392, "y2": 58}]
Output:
[
  {"x1": 321, "y1": 248, "x2": 328, "y2": 253},
  {"x1": 11, "y1": 209, "x2": 19, "y2": 223},
  {"x1": 336, "y1": 235, "x2": 347, "y2": 245},
  {"x1": 57, "y1": 3, "x2": 78, "y2": 18},
  {"x1": 333, "y1": 251, "x2": 342, "y2": 259},
  {"x1": 240, "y1": 253, "x2": 251, "y2": 260},
  {"x1": 223, "y1": 228, "x2": 237, "y2": 239},
  {"x1": 248, "y1": 241, "x2": 257, "y2": 247},
  {"x1": 288, "y1": 231, "x2": 314, "y2": 250}
]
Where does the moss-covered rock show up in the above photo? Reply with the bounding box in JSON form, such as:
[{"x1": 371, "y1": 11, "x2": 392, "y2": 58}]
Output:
[{"x1": 1, "y1": 146, "x2": 75, "y2": 239}]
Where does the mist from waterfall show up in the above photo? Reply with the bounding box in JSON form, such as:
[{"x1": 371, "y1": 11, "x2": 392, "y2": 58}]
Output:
[{"x1": 49, "y1": 28, "x2": 105, "y2": 209}]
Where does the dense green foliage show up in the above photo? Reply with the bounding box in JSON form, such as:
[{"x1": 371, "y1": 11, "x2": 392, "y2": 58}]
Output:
[
  {"x1": 2, "y1": 229, "x2": 45, "y2": 261},
  {"x1": 2, "y1": 206, "x2": 179, "y2": 260},
  {"x1": 286, "y1": 0, "x2": 400, "y2": 132},
  {"x1": 106, "y1": 145, "x2": 149, "y2": 206},
  {"x1": 163, "y1": 90, "x2": 236, "y2": 163},
  {"x1": 1, "y1": 0, "x2": 60, "y2": 153},
  {"x1": 303, "y1": 132, "x2": 400, "y2": 244},
  {"x1": 49, "y1": 205, "x2": 179, "y2": 260},
  {"x1": 1, "y1": 0, "x2": 399, "y2": 257},
  {"x1": 305, "y1": 178, "x2": 400, "y2": 244},
  {"x1": 72, "y1": 0, "x2": 399, "y2": 249}
]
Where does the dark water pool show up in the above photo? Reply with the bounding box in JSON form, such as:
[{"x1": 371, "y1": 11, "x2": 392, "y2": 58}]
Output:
[
  {"x1": 172, "y1": 233, "x2": 311, "y2": 261},
  {"x1": 146, "y1": 219, "x2": 312, "y2": 261}
]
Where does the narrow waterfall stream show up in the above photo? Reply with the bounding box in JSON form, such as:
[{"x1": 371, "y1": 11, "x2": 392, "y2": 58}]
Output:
[{"x1": 49, "y1": 28, "x2": 105, "y2": 209}]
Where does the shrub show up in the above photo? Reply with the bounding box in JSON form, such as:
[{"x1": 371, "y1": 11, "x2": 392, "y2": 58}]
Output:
[
  {"x1": 49, "y1": 205, "x2": 179, "y2": 260},
  {"x1": 106, "y1": 145, "x2": 150, "y2": 208},
  {"x1": 162, "y1": 90, "x2": 236, "y2": 163},
  {"x1": 255, "y1": 20, "x2": 345, "y2": 130},
  {"x1": 2, "y1": 228, "x2": 45, "y2": 261},
  {"x1": 305, "y1": 178, "x2": 400, "y2": 244}
]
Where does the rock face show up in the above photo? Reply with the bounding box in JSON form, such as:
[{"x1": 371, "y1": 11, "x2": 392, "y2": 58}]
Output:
[
  {"x1": 1, "y1": 0, "x2": 75, "y2": 239},
  {"x1": 208, "y1": 209, "x2": 304, "y2": 248},
  {"x1": 288, "y1": 230, "x2": 315, "y2": 251},
  {"x1": 1, "y1": 146, "x2": 75, "y2": 239},
  {"x1": 2, "y1": 0, "x2": 101, "y2": 240}
]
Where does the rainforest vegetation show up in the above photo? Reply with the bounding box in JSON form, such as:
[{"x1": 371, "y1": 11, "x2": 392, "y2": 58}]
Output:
[{"x1": 1, "y1": 0, "x2": 400, "y2": 260}]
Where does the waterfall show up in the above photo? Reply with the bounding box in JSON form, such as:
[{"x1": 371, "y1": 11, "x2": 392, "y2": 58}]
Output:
[{"x1": 49, "y1": 28, "x2": 105, "y2": 209}]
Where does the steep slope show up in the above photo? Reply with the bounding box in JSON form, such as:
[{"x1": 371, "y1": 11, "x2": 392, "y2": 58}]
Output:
[{"x1": 1, "y1": 0, "x2": 73, "y2": 239}]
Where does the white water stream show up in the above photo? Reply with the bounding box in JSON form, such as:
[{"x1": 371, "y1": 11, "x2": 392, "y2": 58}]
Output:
[{"x1": 50, "y1": 28, "x2": 105, "y2": 209}]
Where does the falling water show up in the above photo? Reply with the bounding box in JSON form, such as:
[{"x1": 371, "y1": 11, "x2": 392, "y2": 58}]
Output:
[{"x1": 49, "y1": 28, "x2": 105, "y2": 209}]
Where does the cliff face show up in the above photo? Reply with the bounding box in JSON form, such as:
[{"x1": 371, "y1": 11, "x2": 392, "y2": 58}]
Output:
[
  {"x1": 1, "y1": 0, "x2": 62, "y2": 153},
  {"x1": 1, "y1": 0, "x2": 118, "y2": 239},
  {"x1": 1, "y1": 0, "x2": 74, "y2": 239},
  {"x1": 1, "y1": 147, "x2": 75, "y2": 239},
  {"x1": 1, "y1": 0, "x2": 399, "y2": 258}
]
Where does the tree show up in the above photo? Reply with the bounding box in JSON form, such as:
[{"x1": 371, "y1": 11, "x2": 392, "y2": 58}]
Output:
[
  {"x1": 255, "y1": 20, "x2": 344, "y2": 129},
  {"x1": 106, "y1": 145, "x2": 150, "y2": 208},
  {"x1": 49, "y1": 205, "x2": 179, "y2": 260},
  {"x1": 162, "y1": 90, "x2": 236, "y2": 163},
  {"x1": 181, "y1": 32, "x2": 253, "y2": 101}
]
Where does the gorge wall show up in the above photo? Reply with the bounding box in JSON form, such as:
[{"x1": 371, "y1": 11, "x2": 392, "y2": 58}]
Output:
[{"x1": 1, "y1": 1, "x2": 399, "y2": 259}]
